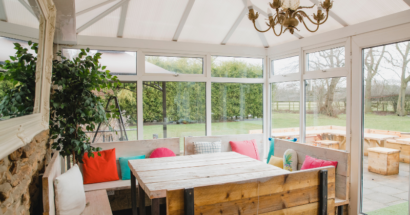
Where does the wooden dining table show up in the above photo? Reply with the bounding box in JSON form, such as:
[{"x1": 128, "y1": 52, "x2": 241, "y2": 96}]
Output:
[{"x1": 128, "y1": 152, "x2": 287, "y2": 215}]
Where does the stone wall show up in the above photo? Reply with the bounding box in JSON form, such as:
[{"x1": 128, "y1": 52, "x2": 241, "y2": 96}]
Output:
[{"x1": 0, "y1": 130, "x2": 50, "y2": 215}]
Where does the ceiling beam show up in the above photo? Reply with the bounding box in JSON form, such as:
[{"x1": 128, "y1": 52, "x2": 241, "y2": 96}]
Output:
[
  {"x1": 404, "y1": 0, "x2": 410, "y2": 6},
  {"x1": 172, "y1": 0, "x2": 195, "y2": 41},
  {"x1": 309, "y1": 0, "x2": 348, "y2": 27},
  {"x1": 221, "y1": 7, "x2": 247, "y2": 45},
  {"x1": 293, "y1": 32, "x2": 303, "y2": 39},
  {"x1": 18, "y1": 0, "x2": 38, "y2": 20},
  {"x1": 117, "y1": 1, "x2": 129, "y2": 38},
  {"x1": 77, "y1": 0, "x2": 128, "y2": 34},
  {"x1": 0, "y1": 0, "x2": 7, "y2": 22},
  {"x1": 242, "y1": 0, "x2": 269, "y2": 47},
  {"x1": 76, "y1": 0, "x2": 116, "y2": 16}
]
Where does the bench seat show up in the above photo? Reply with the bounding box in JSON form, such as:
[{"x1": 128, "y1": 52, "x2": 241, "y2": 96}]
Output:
[
  {"x1": 84, "y1": 180, "x2": 136, "y2": 192},
  {"x1": 83, "y1": 190, "x2": 112, "y2": 215}
]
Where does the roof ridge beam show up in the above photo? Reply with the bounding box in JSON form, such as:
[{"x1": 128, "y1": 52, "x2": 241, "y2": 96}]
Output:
[
  {"x1": 0, "y1": 0, "x2": 7, "y2": 22},
  {"x1": 117, "y1": 1, "x2": 129, "y2": 38},
  {"x1": 76, "y1": 0, "x2": 116, "y2": 17},
  {"x1": 77, "y1": 0, "x2": 129, "y2": 34},
  {"x1": 242, "y1": 0, "x2": 269, "y2": 47},
  {"x1": 309, "y1": 0, "x2": 348, "y2": 27},
  {"x1": 172, "y1": 0, "x2": 195, "y2": 42},
  {"x1": 18, "y1": 0, "x2": 38, "y2": 20},
  {"x1": 221, "y1": 7, "x2": 247, "y2": 45},
  {"x1": 404, "y1": 0, "x2": 410, "y2": 6}
]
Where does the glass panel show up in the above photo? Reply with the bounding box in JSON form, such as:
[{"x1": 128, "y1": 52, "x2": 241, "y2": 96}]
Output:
[
  {"x1": 212, "y1": 56, "x2": 263, "y2": 78},
  {"x1": 87, "y1": 83, "x2": 137, "y2": 142},
  {"x1": 361, "y1": 41, "x2": 410, "y2": 214},
  {"x1": 271, "y1": 81, "x2": 300, "y2": 140},
  {"x1": 0, "y1": 37, "x2": 38, "y2": 121},
  {"x1": 305, "y1": 77, "x2": 347, "y2": 150},
  {"x1": 271, "y1": 56, "x2": 299, "y2": 76},
  {"x1": 307, "y1": 47, "x2": 345, "y2": 71},
  {"x1": 145, "y1": 56, "x2": 203, "y2": 74},
  {"x1": 143, "y1": 81, "x2": 206, "y2": 150},
  {"x1": 211, "y1": 83, "x2": 263, "y2": 135},
  {"x1": 62, "y1": 49, "x2": 137, "y2": 75}
]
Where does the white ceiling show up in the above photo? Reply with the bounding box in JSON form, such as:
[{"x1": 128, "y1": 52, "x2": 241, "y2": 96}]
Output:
[{"x1": 1, "y1": 0, "x2": 410, "y2": 47}]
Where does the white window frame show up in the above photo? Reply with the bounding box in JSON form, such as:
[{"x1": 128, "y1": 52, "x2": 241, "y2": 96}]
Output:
[{"x1": 269, "y1": 51, "x2": 300, "y2": 81}]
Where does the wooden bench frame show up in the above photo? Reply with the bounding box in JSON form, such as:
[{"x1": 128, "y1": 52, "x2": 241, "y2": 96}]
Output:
[
  {"x1": 274, "y1": 138, "x2": 350, "y2": 214},
  {"x1": 184, "y1": 134, "x2": 265, "y2": 161}
]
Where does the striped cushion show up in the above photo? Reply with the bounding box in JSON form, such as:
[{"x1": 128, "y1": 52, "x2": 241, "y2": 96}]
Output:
[{"x1": 194, "y1": 141, "x2": 222, "y2": 154}]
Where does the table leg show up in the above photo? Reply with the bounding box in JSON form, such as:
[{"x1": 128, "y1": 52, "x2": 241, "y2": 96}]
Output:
[
  {"x1": 139, "y1": 184, "x2": 146, "y2": 215},
  {"x1": 131, "y1": 171, "x2": 137, "y2": 215},
  {"x1": 151, "y1": 198, "x2": 160, "y2": 215}
]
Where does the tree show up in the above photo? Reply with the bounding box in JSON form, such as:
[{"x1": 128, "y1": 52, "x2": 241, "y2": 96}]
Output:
[
  {"x1": 364, "y1": 47, "x2": 386, "y2": 113},
  {"x1": 385, "y1": 42, "x2": 410, "y2": 116}
]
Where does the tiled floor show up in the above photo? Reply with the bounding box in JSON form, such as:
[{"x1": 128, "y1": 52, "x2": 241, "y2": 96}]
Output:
[{"x1": 362, "y1": 156, "x2": 409, "y2": 213}]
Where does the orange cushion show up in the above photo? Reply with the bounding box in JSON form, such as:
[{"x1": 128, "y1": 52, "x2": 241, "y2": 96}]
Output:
[{"x1": 82, "y1": 149, "x2": 119, "y2": 184}]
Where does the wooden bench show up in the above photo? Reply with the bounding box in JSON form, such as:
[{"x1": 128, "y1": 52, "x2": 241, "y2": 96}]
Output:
[
  {"x1": 184, "y1": 134, "x2": 264, "y2": 161},
  {"x1": 274, "y1": 138, "x2": 350, "y2": 214},
  {"x1": 368, "y1": 147, "x2": 400, "y2": 175},
  {"x1": 43, "y1": 153, "x2": 112, "y2": 215},
  {"x1": 386, "y1": 139, "x2": 410, "y2": 163},
  {"x1": 166, "y1": 165, "x2": 336, "y2": 215}
]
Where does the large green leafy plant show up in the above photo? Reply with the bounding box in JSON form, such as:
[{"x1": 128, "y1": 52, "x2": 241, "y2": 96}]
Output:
[
  {"x1": 50, "y1": 49, "x2": 120, "y2": 163},
  {"x1": 0, "y1": 42, "x2": 38, "y2": 119}
]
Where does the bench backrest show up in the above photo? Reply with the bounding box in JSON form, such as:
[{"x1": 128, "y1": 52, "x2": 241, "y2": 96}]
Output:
[
  {"x1": 81, "y1": 138, "x2": 181, "y2": 178},
  {"x1": 43, "y1": 153, "x2": 61, "y2": 215},
  {"x1": 166, "y1": 166, "x2": 336, "y2": 215},
  {"x1": 274, "y1": 138, "x2": 350, "y2": 200},
  {"x1": 184, "y1": 134, "x2": 264, "y2": 161}
]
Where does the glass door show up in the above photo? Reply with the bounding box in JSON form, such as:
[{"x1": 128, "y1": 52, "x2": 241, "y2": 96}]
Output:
[{"x1": 361, "y1": 41, "x2": 410, "y2": 214}]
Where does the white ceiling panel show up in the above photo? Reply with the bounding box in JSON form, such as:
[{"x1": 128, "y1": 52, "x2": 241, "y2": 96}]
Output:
[
  {"x1": 3, "y1": 0, "x2": 38, "y2": 28},
  {"x1": 178, "y1": 0, "x2": 244, "y2": 45},
  {"x1": 227, "y1": 13, "x2": 264, "y2": 47},
  {"x1": 75, "y1": 0, "x2": 113, "y2": 14},
  {"x1": 76, "y1": 0, "x2": 119, "y2": 29},
  {"x1": 332, "y1": 0, "x2": 410, "y2": 26},
  {"x1": 122, "y1": 0, "x2": 189, "y2": 41},
  {"x1": 79, "y1": 7, "x2": 121, "y2": 37}
]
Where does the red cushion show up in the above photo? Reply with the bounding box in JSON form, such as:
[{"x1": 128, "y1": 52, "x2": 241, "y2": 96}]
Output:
[
  {"x1": 300, "y1": 155, "x2": 338, "y2": 170},
  {"x1": 229, "y1": 139, "x2": 260, "y2": 160},
  {"x1": 82, "y1": 149, "x2": 119, "y2": 184},
  {"x1": 149, "y1": 148, "x2": 176, "y2": 158}
]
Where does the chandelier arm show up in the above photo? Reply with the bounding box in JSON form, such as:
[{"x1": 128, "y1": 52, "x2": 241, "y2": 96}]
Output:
[
  {"x1": 300, "y1": 17, "x2": 320, "y2": 33},
  {"x1": 252, "y1": 20, "x2": 272, "y2": 33},
  {"x1": 294, "y1": 10, "x2": 329, "y2": 26},
  {"x1": 297, "y1": 4, "x2": 315, "y2": 9},
  {"x1": 272, "y1": 22, "x2": 283, "y2": 36}
]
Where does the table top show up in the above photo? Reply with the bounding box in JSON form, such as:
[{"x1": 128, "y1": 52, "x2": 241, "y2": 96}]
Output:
[
  {"x1": 368, "y1": 147, "x2": 400, "y2": 154},
  {"x1": 128, "y1": 152, "x2": 288, "y2": 199},
  {"x1": 397, "y1": 138, "x2": 410, "y2": 144},
  {"x1": 271, "y1": 129, "x2": 399, "y2": 140}
]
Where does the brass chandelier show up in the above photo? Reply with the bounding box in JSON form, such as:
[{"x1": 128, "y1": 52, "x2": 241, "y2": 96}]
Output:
[{"x1": 247, "y1": 0, "x2": 333, "y2": 36}]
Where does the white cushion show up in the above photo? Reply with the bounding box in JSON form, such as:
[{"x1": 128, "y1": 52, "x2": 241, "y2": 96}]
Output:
[
  {"x1": 54, "y1": 164, "x2": 86, "y2": 215},
  {"x1": 194, "y1": 141, "x2": 222, "y2": 154},
  {"x1": 283, "y1": 149, "x2": 298, "y2": 172}
]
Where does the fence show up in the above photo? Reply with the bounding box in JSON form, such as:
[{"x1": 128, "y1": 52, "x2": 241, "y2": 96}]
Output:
[{"x1": 271, "y1": 101, "x2": 346, "y2": 112}]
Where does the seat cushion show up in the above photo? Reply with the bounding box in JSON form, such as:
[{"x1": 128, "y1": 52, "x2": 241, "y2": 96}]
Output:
[
  {"x1": 268, "y1": 155, "x2": 283, "y2": 169},
  {"x1": 194, "y1": 141, "x2": 222, "y2": 154},
  {"x1": 119, "y1": 155, "x2": 145, "y2": 180},
  {"x1": 300, "y1": 155, "x2": 338, "y2": 170},
  {"x1": 82, "y1": 149, "x2": 119, "y2": 184},
  {"x1": 229, "y1": 139, "x2": 260, "y2": 160},
  {"x1": 54, "y1": 164, "x2": 86, "y2": 215},
  {"x1": 150, "y1": 147, "x2": 176, "y2": 158}
]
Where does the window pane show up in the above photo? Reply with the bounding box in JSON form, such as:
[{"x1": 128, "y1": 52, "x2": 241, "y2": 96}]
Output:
[
  {"x1": 305, "y1": 77, "x2": 347, "y2": 150},
  {"x1": 271, "y1": 56, "x2": 299, "y2": 76},
  {"x1": 88, "y1": 83, "x2": 138, "y2": 142},
  {"x1": 0, "y1": 37, "x2": 37, "y2": 120},
  {"x1": 211, "y1": 83, "x2": 263, "y2": 135},
  {"x1": 307, "y1": 47, "x2": 345, "y2": 71},
  {"x1": 62, "y1": 49, "x2": 137, "y2": 75},
  {"x1": 212, "y1": 56, "x2": 263, "y2": 78},
  {"x1": 361, "y1": 41, "x2": 410, "y2": 214},
  {"x1": 271, "y1": 82, "x2": 300, "y2": 140},
  {"x1": 145, "y1": 56, "x2": 203, "y2": 74},
  {"x1": 143, "y1": 81, "x2": 206, "y2": 151}
]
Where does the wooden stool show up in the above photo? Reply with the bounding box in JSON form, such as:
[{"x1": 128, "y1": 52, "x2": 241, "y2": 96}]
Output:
[
  {"x1": 315, "y1": 140, "x2": 339, "y2": 150},
  {"x1": 368, "y1": 147, "x2": 400, "y2": 175},
  {"x1": 385, "y1": 139, "x2": 410, "y2": 163}
]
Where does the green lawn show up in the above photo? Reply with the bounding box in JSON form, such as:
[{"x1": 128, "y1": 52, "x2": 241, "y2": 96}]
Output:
[{"x1": 122, "y1": 112, "x2": 409, "y2": 148}]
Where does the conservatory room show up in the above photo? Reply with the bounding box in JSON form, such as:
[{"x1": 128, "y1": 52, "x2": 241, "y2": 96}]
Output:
[{"x1": 0, "y1": 0, "x2": 410, "y2": 214}]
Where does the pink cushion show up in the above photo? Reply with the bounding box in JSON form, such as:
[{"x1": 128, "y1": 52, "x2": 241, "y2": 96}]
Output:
[
  {"x1": 149, "y1": 147, "x2": 176, "y2": 158},
  {"x1": 229, "y1": 139, "x2": 260, "y2": 160},
  {"x1": 300, "y1": 155, "x2": 338, "y2": 170}
]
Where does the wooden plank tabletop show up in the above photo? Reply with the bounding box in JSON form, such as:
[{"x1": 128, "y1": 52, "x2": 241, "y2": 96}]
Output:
[
  {"x1": 397, "y1": 138, "x2": 410, "y2": 144},
  {"x1": 129, "y1": 152, "x2": 286, "y2": 199},
  {"x1": 272, "y1": 129, "x2": 398, "y2": 141}
]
